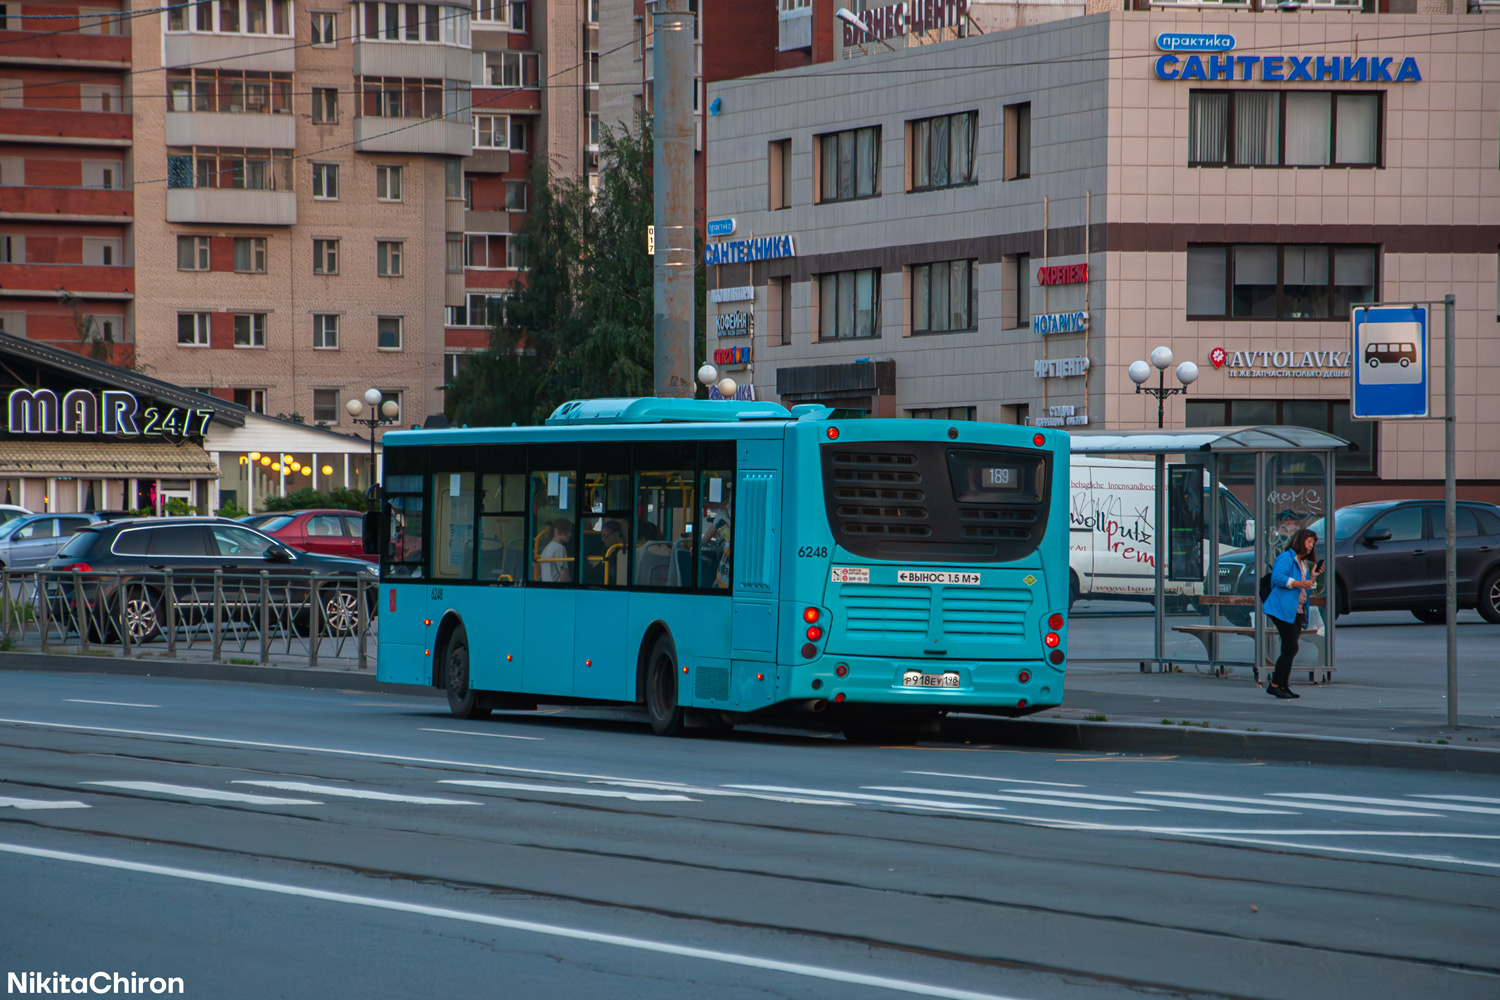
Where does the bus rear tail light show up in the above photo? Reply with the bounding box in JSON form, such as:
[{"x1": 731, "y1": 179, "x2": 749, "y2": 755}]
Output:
[
  {"x1": 826, "y1": 427, "x2": 840, "y2": 440},
  {"x1": 1033, "y1": 433, "x2": 1045, "y2": 447},
  {"x1": 1048, "y1": 613, "x2": 1064, "y2": 630},
  {"x1": 1044, "y1": 632, "x2": 1061, "y2": 648},
  {"x1": 806, "y1": 625, "x2": 823, "y2": 642},
  {"x1": 803, "y1": 607, "x2": 820, "y2": 623},
  {"x1": 801, "y1": 643, "x2": 818, "y2": 659},
  {"x1": 835, "y1": 663, "x2": 848, "y2": 677},
  {"x1": 1018, "y1": 670, "x2": 1031, "y2": 684},
  {"x1": 1050, "y1": 650, "x2": 1066, "y2": 665}
]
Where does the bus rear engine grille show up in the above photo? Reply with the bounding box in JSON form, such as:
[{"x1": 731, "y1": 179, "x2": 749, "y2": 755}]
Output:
[
  {"x1": 832, "y1": 486, "x2": 925, "y2": 503},
  {"x1": 842, "y1": 522, "x2": 933, "y2": 537},
  {"x1": 836, "y1": 505, "x2": 927, "y2": 520},
  {"x1": 957, "y1": 507, "x2": 1036, "y2": 541}
]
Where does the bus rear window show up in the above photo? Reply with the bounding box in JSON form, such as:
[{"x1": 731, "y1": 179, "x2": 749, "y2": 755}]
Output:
[{"x1": 822, "y1": 442, "x2": 1051, "y2": 563}]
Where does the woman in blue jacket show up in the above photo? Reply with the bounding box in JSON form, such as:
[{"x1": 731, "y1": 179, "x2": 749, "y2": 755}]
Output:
[{"x1": 1262, "y1": 527, "x2": 1322, "y2": 699}]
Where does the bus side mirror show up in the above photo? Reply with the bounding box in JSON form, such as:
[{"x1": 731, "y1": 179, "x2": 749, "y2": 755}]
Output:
[{"x1": 362, "y1": 511, "x2": 379, "y2": 555}]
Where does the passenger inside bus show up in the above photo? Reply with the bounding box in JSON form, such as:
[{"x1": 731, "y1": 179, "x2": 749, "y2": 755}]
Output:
[
  {"x1": 538, "y1": 518, "x2": 573, "y2": 583},
  {"x1": 599, "y1": 519, "x2": 627, "y2": 585}
]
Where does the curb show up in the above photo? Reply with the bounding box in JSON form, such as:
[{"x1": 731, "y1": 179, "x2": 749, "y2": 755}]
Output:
[{"x1": 5, "y1": 652, "x2": 1498, "y2": 775}]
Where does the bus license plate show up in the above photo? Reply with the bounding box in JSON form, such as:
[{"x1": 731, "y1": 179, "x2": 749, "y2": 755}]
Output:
[{"x1": 903, "y1": 671, "x2": 960, "y2": 688}]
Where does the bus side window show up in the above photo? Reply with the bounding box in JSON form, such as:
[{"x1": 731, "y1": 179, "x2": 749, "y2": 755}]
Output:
[
  {"x1": 531, "y1": 469, "x2": 576, "y2": 584},
  {"x1": 432, "y1": 471, "x2": 475, "y2": 581},
  {"x1": 700, "y1": 468, "x2": 733, "y2": 590},
  {"x1": 479, "y1": 472, "x2": 525, "y2": 583},
  {"x1": 636, "y1": 467, "x2": 694, "y2": 588}
]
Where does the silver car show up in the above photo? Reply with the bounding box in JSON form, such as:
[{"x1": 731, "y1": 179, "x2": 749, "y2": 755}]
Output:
[{"x1": 0, "y1": 513, "x2": 101, "y2": 570}]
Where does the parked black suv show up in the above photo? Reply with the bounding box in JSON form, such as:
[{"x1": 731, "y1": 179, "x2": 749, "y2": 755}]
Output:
[
  {"x1": 42, "y1": 517, "x2": 379, "y2": 642},
  {"x1": 1217, "y1": 500, "x2": 1500, "y2": 624}
]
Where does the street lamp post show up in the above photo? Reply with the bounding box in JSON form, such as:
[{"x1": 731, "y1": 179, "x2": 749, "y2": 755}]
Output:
[
  {"x1": 1128, "y1": 346, "x2": 1199, "y2": 429},
  {"x1": 345, "y1": 388, "x2": 400, "y2": 509}
]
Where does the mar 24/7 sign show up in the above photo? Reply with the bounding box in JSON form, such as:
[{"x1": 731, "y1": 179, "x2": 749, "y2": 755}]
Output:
[{"x1": 7, "y1": 388, "x2": 214, "y2": 437}]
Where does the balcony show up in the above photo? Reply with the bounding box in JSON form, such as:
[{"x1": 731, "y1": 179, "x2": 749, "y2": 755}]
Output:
[
  {"x1": 0, "y1": 31, "x2": 130, "y2": 67},
  {"x1": 165, "y1": 112, "x2": 297, "y2": 149},
  {"x1": 0, "y1": 187, "x2": 132, "y2": 221},
  {"x1": 353, "y1": 41, "x2": 472, "y2": 81},
  {"x1": 164, "y1": 33, "x2": 296, "y2": 72},
  {"x1": 778, "y1": 7, "x2": 812, "y2": 52},
  {"x1": 0, "y1": 263, "x2": 134, "y2": 298},
  {"x1": 0, "y1": 108, "x2": 130, "y2": 146},
  {"x1": 166, "y1": 188, "x2": 297, "y2": 226},
  {"x1": 354, "y1": 117, "x2": 472, "y2": 156}
]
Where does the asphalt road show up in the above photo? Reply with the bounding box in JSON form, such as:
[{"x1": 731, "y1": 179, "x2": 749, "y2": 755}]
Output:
[{"x1": 2, "y1": 670, "x2": 1498, "y2": 1000}]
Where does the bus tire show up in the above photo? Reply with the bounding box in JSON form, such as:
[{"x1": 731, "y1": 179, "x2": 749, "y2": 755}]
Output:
[
  {"x1": 444, "y1": 624, "x2": 490, "y2": 720},
  {"x1": 646, "y1": 634, "x2": 685, "y2": 736}
]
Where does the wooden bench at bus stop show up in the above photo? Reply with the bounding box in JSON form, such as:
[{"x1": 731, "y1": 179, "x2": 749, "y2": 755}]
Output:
[{"x1": 1172, "y1": 595, "x2": 1333, "y2": 684}]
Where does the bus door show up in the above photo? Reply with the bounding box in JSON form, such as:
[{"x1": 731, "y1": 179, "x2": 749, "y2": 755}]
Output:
[
  {"x1": 522, "y1": 461, "x2": 576, "y2": 697},
  {"x1": 572, "y1": 464, "x2": 632, "y2": 702},
  {"x1": 467, "y1": 465, "x2": 528, "y2": 693}
]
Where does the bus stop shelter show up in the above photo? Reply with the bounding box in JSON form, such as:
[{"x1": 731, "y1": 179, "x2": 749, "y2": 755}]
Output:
[{"x1": 1067, "y1": 426, "x2": 1351, "y2": 680}]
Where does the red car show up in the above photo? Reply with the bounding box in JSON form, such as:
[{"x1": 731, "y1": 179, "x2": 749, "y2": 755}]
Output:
[{"x1": 252, "y1": 509, "x2": 373, "y2": 562}]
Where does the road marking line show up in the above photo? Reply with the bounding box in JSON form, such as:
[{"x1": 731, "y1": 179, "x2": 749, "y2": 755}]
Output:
[
  {"x1": 1269, "y1": 793, "x2": 1500, "y2": 815},
  {"x1": 1015, "y1": 823, "x2": 1500, "y2": 842},
  {"x1": 0, "y1": 796, "x2": 90, "y2": 811},
  {"x1": 982, "y1": 789, "x2": 1294, "y2": 815},
  {"x1": 65, "y1": 700, "x2": 160, "y2": 708},
  {"x1": 1410, "y1": 794, "x2": 1500, "y2": 806},
  {"x1": 592, "y1": 780, "x2": 853, "y2": 807},
  {"x1": 82, "y1": 781, "x2": 321, "y2": 806},
  {"x1": 904, "y1": 771, "x2": 1085, "y2": 788},
  {"x1": 440, "y1": 780, "x2": 694, "y2": 803},
  {"x1": 1179, "y1": 835, "x2": 1500, "y2": 871},
  {"x1": 0, "y1": 841, "x2": 1032, "y2": 1000},
  {"x1": 863, "y1": 787, "x2": 1148, "y2": 812},
  {"x1": 725, "y1": 785, "x2": 1007, "y2": 814},
  {"x1": 419, "y1": 728, "x2": 544, "y2": 741},
  {"x1": 232, "y1": 782, "x2": 482, "y2": 805},
  {"x1": 1136, "y1": 791, "x2": 1442, "y2": 817}
]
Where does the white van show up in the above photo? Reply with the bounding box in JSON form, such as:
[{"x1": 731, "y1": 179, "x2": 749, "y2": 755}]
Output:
[{"x1": 1068, "y1": 457, "x2": 1254, "y2": 608}]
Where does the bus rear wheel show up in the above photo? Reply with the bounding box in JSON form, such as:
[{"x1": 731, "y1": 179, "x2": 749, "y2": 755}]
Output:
[
  {"x1": 444, "y1": 624, "x2": 490, "y2": 720},
  {"x1": 646, "y1": 634, "x2": 685, "y2": 736}
]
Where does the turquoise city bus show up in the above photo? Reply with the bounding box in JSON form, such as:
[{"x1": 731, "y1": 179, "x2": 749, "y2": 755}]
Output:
[{"x1": 372, "y1": 398, "x2": 1071, "y2": 738}]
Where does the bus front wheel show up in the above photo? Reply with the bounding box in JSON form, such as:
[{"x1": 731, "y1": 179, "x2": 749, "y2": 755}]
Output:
[
  {"x1": 646, "y1": 634, "x2": 685, "y2": 736},
  {"x1": 444, "y1": 624, "x2": 491, "y2": 720}
]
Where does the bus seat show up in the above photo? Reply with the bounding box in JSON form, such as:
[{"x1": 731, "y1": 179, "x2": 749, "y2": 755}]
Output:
[
  {"x1": 579, "y1": 531, "x2": 604, "y2": 584},
  {"x1": 674, "y1": 548, "x2": 693, "y2": 588},
  {"x1": 478, "y1": 540, "x2": 506, "y2": 580},
  {"x1": 503, "y1": 540, "x2": 524, "y2": 582},
  {"x1": 635, "y1": 541, "x2": 671, "y2": 586},
  {"x1": 603, "y1": 543, "x2": 625, "y2": 585}
]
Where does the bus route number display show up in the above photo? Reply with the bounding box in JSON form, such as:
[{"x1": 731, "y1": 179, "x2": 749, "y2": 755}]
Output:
[{"x1": 982, "y1": 466, "x2": 1020, "y2": 490}]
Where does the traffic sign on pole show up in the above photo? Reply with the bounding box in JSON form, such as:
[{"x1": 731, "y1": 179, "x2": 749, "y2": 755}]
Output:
[{"x1": 1350, "y1": 305, "x2": 1428, "y2": 419}]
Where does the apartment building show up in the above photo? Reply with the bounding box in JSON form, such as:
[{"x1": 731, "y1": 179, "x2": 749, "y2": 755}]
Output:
[
  {"x1": 2, "y1": 0, "x2": 602, "y2": 440},
  {"x1": 0, "y1": 1, "x2": 134, "y2": 365},
  {"x1": 706, "y1": 5, "x2": 1500, "y2": 502}
]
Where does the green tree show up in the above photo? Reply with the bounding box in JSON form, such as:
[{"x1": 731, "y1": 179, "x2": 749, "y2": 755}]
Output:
[{"x1": 446, "y1": 117, "x2": 705, "y2": 427}]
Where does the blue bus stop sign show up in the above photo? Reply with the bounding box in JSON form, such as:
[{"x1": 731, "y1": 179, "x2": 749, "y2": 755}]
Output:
[{"x1": 1351, "y1": 305, "x2": 1428, "y2": 419}]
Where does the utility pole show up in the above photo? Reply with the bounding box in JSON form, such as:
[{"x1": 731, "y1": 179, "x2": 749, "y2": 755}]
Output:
[{"x1": 651, "y1": 0, "x2": 696, "y2": 398}]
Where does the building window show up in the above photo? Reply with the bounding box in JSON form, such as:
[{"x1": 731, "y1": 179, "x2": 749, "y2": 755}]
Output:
[
  {"x1": 508, "y1": 118, "x2": 528, "y2": 151},
  {"x1": 176, "y1": 236, "x2": 210, "y2": 271},
  {"x1": 817, "y1": 268, "x2": 879, "y2": 340},
  {"x1": 909, "y1": 406, "x2": 976, "y2": 421},
  {"x1": 1188, "y1": 400, "x2": 1375, "y2": 477},
  {"x1": 1188, "y1": 90, "x2": 1381, "y2": 168},
  {"x1": 911, "y1": 259, "x2": 974, "y2": 333},
  {"x1": 588, "y1": 112, "x2": 599, "y2": 148},
  {"x1": 353, "y1": 1, "x2": 469, "y2": 44},
  {"x1": 233, "y1": 388, "x2": 268, "y2": 413},
  {"x1": 1011, "y1": 253, "x2": 1030, "y2": 327},
  {"x1": 166, "y1": 69, "x2": 291, "y2": 114},
  {"x1": 310, "y1": 11, "x2": 336, "y2": 44},
  {"x1": 168, "y1": 147, "x2": 293, "y2": 191},
  {"x1": 311, "y1": 162, "x2": 338, "y2": 199},
  {"x1": 478, "y1": 50, "x2": 539, "y2": 88},
  {"x1": 358, "y1": 76, "x2": 468, "y2": 119},
  {"x1": 313, "y1": 238, "x2": 338, "y2": 274},
  {"x1": 768, "y1": 138, "x2": 791, "y2": 210},
  {"x1": 505, "y1": 181, "x2": 528, "y2": 211},
  {"x1": 1187, "y1": 244, "x2": 1378, "y2": 320},
  {"x1": 377, "y1": 240, "x2": 403, "y2": 276},
  {"x1": 177, "y1": 312, "x2": 210, "y2": 346},
  {"x1": 376, "y1": 164, "x2": 402, "y2": 201},
  {"x1": 910, "y1": 111, "x2": 976, "y2": 191},
  {"x1": 377, "y1": 316, "x2": 403, "y2": 350},
  {"x1": 465, "y1": 233, "x2": 508, "y2": 269},
  {"x1": 1003, "y1": 102, "x2": 1030, "y2": 181},
  {"x1": 444, "y1": 159, "x2": 462, "y2": 199},
  {"x1": 473, "y1": 114, "x2": 512, "y2": 149},
  {"x1": 167, "y1": 0, "x2": 292, "y2": 35},
  {"x1": 233, "y1": 236, "x2": 266, "y2": 273},
  {"x1": 446, "y1": 232, "x2": 463, "y2": 273},
  {"x1": 506, "y1": 238, "x2": 526, "y2": 270},
  {"x1": 312, "y1": 313, "x2": 339, "y2": 349},
  {"x1": 816, "y1": 125, "x2": 879, "y2": 202},
  {"x1": 311, "y1": 87, "x2": 338, "y2": 123},
  {"x1": 233, "y1": 312, "x2": 267, "y2": 347},
  {"x1": 312, "y1": 388, "x2": 340, "y2": 423}
]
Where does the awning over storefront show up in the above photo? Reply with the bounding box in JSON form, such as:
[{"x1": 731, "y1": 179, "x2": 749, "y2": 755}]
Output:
[{"x1": 0, "y1": 439, "x2": 220, "y2": 478}]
